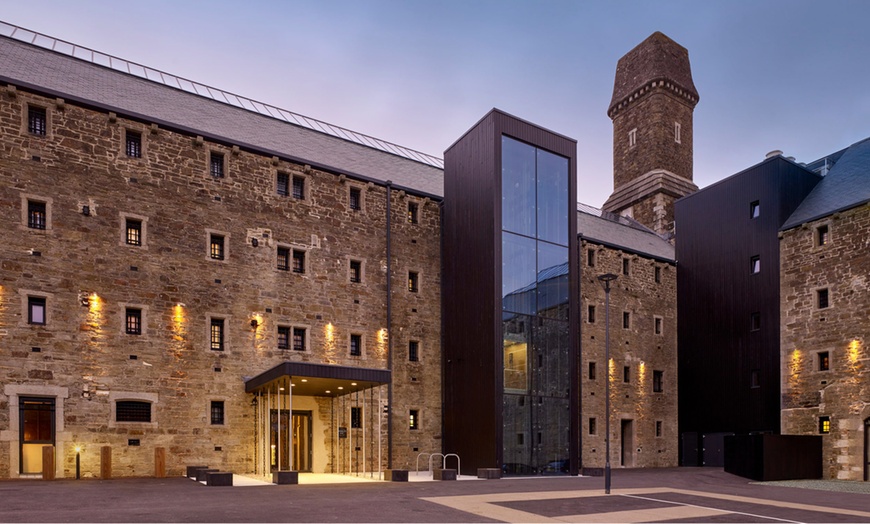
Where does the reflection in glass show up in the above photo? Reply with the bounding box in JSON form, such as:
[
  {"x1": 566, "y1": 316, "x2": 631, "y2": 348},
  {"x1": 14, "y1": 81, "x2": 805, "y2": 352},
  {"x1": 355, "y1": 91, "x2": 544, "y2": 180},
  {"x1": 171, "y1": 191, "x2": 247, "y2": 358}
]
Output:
[
  {"x1": 502, "y1": 136, "x2": 536, "y2": 237},
  {"x1": 536, "y1": 149, "x2": 569, "y2": 246},
  {"x1": 503, "y1": 314, "x2": 529, "y2": 392},
  {"x1": 502, "y1": 232, "x2": 536, "y2": 315},
  {"x1": 536, "y1": 242, "x2": 569, "y2": 319}
]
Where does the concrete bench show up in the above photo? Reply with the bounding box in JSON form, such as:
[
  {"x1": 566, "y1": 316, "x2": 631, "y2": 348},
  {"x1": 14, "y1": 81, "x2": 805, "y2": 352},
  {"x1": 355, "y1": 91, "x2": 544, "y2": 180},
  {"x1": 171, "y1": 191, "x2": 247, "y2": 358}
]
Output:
[
  {"x1": 434, "y1": 468, "x2": 457, "y2": 481},
  {"x1": 272, "y1": 471, "x2": 299, "y2": 485},
  {"x1": 206, "y1": 471, "x2": 233, "y2": 486},
  {"x1": 186, "y1": 465, "x2": 209, "y2": 478},
  {"x1": 477, "y1": 468, "x2": 501, "y2": 479},
  {"x1": 195, "y1": 468, "x2": 220, "y2": 482},
  {"x1": 384, "y1": 469, "x2": 408, "y2": 482}
]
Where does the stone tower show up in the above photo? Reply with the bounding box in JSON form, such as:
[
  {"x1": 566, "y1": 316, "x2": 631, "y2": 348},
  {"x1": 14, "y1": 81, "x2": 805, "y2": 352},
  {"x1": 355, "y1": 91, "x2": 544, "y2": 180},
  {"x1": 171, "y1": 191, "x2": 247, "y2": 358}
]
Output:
[{"x1": 603, "y1": 32, "x2": 699, "y2": 236}]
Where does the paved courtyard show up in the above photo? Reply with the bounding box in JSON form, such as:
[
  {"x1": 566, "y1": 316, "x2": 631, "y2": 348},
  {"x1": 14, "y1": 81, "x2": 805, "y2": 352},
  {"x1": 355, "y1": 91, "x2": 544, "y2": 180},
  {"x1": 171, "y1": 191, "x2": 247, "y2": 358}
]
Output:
[{"x1": 0, "y1": 468, "x2": 868, "y2": 522}]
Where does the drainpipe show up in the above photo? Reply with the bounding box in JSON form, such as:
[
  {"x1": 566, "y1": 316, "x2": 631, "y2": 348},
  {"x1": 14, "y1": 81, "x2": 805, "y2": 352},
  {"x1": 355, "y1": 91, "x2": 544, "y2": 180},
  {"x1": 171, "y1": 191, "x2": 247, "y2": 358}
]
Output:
[{"x1": 385, "y1": 180, "x2": 393, "y2": 469}]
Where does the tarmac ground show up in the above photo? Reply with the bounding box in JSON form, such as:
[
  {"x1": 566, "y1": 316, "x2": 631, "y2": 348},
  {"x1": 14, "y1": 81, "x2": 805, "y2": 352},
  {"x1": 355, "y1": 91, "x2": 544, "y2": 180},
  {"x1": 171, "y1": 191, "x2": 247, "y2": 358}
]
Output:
[{"x1": 0, "y1": 467, "x2": 868, "y2": 522}]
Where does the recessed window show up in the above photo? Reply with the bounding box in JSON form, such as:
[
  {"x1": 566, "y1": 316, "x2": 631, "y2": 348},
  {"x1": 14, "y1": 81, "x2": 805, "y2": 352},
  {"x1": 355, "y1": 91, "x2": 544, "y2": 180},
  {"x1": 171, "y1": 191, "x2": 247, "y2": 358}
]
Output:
[
  {"x1": 623, "y1": 366, "x2": 630, "y2": 383},
  {"x1": 674, "y1": 122, "x2": 681, "y2": 144},
  {"x1": 292, "y1": 249, "x2": 305, "y2": 274},
  {"x1": 116, "y1": 401, "x2": 151, "y2": 423},
  {"x1": 349, "y1": 260, "x2": 362, "y2": 283},
  {"x1": 210, "y1": 318, "x2": 225, "y2": 351},
  {"x1": 623, "y1": 311, "x2": 630, "y2": 329},
  {"x1": 750, "y1": 312, "x2": 761, "y2": 332},
  {"x1": 653, "y1": 370, "x2": 663, "y2": 393},
  {"x1": 750, "y1": 201, "x2": 760, "y2": 219},
  {"x1": 589, "y1": 417, "x2": 597, "y2": 435},
  {"x1": 622, "y1": 258, "x2": 630, "y2": 276},
  {"x1": 209, "y1": 152, "x2": 224, "y2": 178},
  {"x1": 277, "y1": 247, "x2": 290, "y2": 271},
  {"x1": 349, "y1": 187, "x2": 362, "y2": 211},
  {"x1": 516, "y1": 433, "x2": 524, "y2": 445},
  {"x1": 409, "y1": 340, "x2": 419, "y2": 362},
  {"x1": 409, "y1": 409, "x2": 419, "y2": 430},
  {"x1": 817, "y1": 288, "x2": 830, "y2": 309},
  {"x1": 628, "y1": 128, "x2": 637, "y2": 148},
  {"x1": 587, "y1": 249, "x2": 595, "y2": 267},
  {"x1": 276, "y1": 172, "x2": 289, "y2": 196},
  {"x1": 210, "y1": 401, "x2": 225, "y2": 425},
  {"x1": 819, "y1": 416, "x2": 831, "y2": 434},
  {"x1": 588, "y1": 361, "x2": 596, "y2": 380},
  {"x1": 28, "y1": 296, "x2": 46, "y2": 325},
  {"x1": 292, "y1": 328, "x2": 306, "y2": 352},
  {"x1": 816, "y1": 224, "x2": 829, "y2": 246},
  {"x1": 655, "y1": 420, "x2": 663, "y2": 437},
  {"x1": 818, "y1": 351, "x2": 830, "y2": 371},
  {"x1": 27, "y1": 200, "x2": 47, "y2": 230},
  {"x1": 125, "y1": 308, "x2": 142, "y2": 335},
  {"x1": 277, "y1": 326, "x2": 290, "y2": 350},
  {"x1": 750, "y1": 369, "x2": 760, "y2": 388},
  {"x1": 654, "y1": 266, "x2": 661, "y2": 283},
  {"x1": 210, "y1": 234, "x2": 225, "y2": 260},
  {"x1": 750, "y1": 256, "x2": 760, "y2": 274},
  {"x1": 350, "y1": 334, "x2": 362, "y2": 357},
  {"x1": 28, "y1": 105, "x2": 47, "y2": 136},
  {"x1": 408, "y1": 202, "x2": 419, "y2": 224},
  {"x1": 351, "y1": 407, "x2": 362, "y2": 428},
  {"x1": 654, "y1": 317, "x2": 662, "y2": 335},
  {"x1": 587, "y1": 305, "x2": 596, "y2": 323},
  {"x1": 126, "y1": 219, "x2": 142, "y2": 246},
  {"x1": 408, "y1": 271, "x2": 419, "y2": 293},
  {"x1": 125, "y1": 130, "x2": 142, "y2": 158},
  {"x1": 292, "y1": 176, "x2": 305, "y2": 200}
]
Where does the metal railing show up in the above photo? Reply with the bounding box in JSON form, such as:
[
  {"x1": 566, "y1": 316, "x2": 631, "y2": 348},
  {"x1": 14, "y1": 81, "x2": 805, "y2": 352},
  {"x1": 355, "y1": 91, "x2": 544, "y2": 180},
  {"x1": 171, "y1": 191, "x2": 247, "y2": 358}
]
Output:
[{"x1": 0, "y1": 21, "x2": 444, "y2": 170}]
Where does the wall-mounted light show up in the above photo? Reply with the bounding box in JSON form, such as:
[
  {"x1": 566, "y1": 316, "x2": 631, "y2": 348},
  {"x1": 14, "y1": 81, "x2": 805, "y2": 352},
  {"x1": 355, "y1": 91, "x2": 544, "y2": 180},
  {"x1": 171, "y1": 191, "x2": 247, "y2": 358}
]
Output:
[
  {"x1": 79, "y1": 293, "x2": 90, "y2": 307},
  {"x1": 251, "y1": 238, "x2": 259, "y2": 247},
  {"x1": 250, "y1": 319, "x2": 259, "y2": 329},
  {"x1": 82, "y1": 205, "x2": 90, "y2": 216}
]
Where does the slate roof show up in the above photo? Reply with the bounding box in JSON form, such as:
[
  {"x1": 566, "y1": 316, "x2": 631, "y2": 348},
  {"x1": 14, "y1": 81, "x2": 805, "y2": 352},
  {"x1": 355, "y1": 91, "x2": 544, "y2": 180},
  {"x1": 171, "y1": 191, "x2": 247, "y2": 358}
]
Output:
[
  {"x1": 0, "y1": 27, "x2": 445, "y2": 198},
  {"x1": 609, "y1": 31, "x2": 698, "y2": 114},
  {"x1": 782, "y1": 137, "x2": 870, "y2": 230},
  {"x1": 577, "y1": 203, "x2": 675, "y2": 262}
]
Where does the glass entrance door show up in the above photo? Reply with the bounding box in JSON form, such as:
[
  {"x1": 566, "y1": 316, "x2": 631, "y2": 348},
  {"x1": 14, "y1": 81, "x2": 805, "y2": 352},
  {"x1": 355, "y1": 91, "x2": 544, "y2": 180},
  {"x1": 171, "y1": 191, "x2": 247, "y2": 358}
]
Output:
[
  {"x1": 20, "y1": 397, "x2": 55, "y2": 474},
  {"x1": 270, "y1": 409, "x2": 290, "y2": 471},
  {"x1": 293, "y1": 411, "x2": 312, "y2": 472}
]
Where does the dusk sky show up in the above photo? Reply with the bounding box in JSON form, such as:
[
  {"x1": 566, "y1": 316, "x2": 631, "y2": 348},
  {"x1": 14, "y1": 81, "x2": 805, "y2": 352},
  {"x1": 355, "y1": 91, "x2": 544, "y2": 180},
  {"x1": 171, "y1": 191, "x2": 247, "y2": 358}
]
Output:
[{"x1": 4, "y1": 0, "x2": 869, "y2": 207}]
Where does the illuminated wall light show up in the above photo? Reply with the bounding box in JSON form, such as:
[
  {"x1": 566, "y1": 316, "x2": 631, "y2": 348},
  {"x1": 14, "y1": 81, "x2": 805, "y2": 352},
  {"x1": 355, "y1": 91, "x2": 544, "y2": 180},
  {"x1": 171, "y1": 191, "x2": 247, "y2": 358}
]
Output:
[
  {"x1": 323, "y1": 323, "x2": 336, "y2": 363},
  {"x1": 848, "y1": 339, "x2": 861, "y2": 365}
]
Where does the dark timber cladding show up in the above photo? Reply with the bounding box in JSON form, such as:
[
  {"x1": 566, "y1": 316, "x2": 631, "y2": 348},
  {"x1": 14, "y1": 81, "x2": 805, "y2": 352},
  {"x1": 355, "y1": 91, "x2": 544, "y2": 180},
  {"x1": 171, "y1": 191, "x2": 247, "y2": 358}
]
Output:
[
  {"x1": 675, "y1": 156, "x2": 820, "y2": 465},
  {"x1": 443, "y1": 109, "x2": 578, "y2": 475}
]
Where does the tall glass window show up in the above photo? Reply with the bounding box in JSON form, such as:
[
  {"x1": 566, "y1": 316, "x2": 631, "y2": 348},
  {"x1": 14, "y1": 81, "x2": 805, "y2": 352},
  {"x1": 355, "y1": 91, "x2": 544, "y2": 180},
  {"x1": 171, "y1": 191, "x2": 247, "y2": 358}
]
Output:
[{"x1": 500, "y1": 135, "x2": 570, "y2": 475}]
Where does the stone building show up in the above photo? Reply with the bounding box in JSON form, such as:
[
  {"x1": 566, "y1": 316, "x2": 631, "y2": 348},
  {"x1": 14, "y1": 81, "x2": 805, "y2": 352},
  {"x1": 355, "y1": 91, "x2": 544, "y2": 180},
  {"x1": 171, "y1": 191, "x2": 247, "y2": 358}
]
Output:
[
  {"x1": 579, "y1": 205, "x2": 678, "y2": 472},
  {"x1": 780, "y1": 139, "x2": 870, "y2": 481},
  {"x1": 0, "y1": 26, "x2": 442, "y2": 479},
  {"x1": 603, "y1": 31, "x2": 700, "y2": 237},
  {"x1": 0, "y1": 22, "x2": 685, "y2": 480}
]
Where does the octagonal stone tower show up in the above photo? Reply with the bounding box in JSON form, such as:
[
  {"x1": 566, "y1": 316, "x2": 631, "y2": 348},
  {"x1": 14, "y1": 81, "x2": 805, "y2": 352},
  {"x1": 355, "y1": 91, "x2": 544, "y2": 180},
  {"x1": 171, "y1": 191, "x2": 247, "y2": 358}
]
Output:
[{"x1": 603, "y1": 32, "x2": 699, "y2": 236}]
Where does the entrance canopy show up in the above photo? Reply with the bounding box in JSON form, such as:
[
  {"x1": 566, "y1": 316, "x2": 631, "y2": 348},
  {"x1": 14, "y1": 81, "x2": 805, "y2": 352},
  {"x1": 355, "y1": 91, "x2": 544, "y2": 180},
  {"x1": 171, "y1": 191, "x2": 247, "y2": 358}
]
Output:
[{"x1": 245, "y1": 362, "x2": 390, "y2": 396}]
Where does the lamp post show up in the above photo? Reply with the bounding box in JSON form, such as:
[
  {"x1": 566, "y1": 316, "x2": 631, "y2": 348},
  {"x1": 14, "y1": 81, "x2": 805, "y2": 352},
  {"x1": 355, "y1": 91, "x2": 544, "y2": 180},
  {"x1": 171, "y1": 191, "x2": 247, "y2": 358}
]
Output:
[{"x1": 597, "y1": 273, "x2": 618, "y2": 494}]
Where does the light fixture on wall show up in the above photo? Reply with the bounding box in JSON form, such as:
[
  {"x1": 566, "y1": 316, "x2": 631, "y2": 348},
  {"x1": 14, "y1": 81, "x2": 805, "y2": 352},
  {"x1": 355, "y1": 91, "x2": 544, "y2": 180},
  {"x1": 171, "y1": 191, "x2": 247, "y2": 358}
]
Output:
[
  {"x1": 82, "y1": 205, "x2": 90, "y2": 216},
  {"x1": 251, "y1": 238, "x2": 259, "y2": 247},
  {"x1": 250, "y1": 319, "x2": 259, "y2": 329},
  {"x1": 79, "y1": 293, "x2": 90, "y2": 307}
]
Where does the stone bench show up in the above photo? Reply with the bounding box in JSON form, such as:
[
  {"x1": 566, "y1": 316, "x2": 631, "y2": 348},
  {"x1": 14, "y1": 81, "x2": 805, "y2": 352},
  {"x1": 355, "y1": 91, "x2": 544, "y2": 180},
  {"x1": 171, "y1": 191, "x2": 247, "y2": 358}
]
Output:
[
  {"x1": 206, "y1": 471, "x2": 233, "y2": 486},
  {"x1": 434, "y1": 468, "x2": 457, "y2": 481},
  {"x1": 186, "y1": 465, "x2": 209, "y2": 478},
  {"x1": 195, "y1": 468, "x2": 220, "y2": 482},
  {"x1": 384, "y1": 469, "x2": 408, "y2": 482},
  {"x1": 272, "y1": 470, "x2": 299, "y2": 485},
  {"x1": 477, "y1": 468, "x2": 501, "y2": 479}
]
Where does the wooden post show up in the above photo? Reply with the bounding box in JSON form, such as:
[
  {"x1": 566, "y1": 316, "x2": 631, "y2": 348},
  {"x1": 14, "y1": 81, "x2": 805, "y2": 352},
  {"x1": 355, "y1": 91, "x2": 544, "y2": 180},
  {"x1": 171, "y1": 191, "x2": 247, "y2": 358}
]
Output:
[
  {"x1": 41, "y1": 446, "x2": 55, "y2": 480},
  {"x1": 154, "y1": 447, "x2": 166, "y2": 478},
  {"x1": 100, "y1": 446, "x2": 112, "y2": 479}
]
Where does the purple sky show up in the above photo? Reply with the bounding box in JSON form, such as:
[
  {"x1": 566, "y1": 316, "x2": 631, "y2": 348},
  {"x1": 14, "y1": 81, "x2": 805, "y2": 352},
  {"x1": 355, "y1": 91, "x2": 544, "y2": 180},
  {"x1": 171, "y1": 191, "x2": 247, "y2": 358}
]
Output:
[{"x1": 4, "y1": 0, "x2": 869, "y2": 207}]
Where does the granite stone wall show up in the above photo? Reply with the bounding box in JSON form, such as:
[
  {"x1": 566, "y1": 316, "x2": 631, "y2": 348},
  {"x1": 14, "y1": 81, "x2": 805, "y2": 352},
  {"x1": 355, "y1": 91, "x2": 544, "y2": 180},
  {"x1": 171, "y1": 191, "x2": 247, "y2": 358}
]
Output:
[{"x1": 0, "y1": 88, "x2": 441, "y2": 478}]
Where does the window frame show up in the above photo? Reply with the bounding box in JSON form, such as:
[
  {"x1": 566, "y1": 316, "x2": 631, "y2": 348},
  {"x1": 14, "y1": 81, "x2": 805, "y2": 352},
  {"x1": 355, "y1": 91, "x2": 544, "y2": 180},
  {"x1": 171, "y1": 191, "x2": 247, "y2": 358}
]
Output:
[
  {"x1": 209, "y1": 151, "x2": 225, "y2": 179},
  {"x1": 277, "y1": 246, "x2": 290, "y2": 271},
  {"x1": 622, "y1": 311, "x2": 631, "y2": 330},
  {"x1": 206, "y1": 230, "x2": 229, "y2": 262},
  {"x1": 28, "y1": 296, "x2": 47, "y2": 325},
  {"x1": 817, "y1": 351, "x2": 830, "y2": 372},
  {"x1": 277, "y1": 325, "x2": 291, "y2": 350},
  {"x1": 588, "y1": 417, "x2": 597, "y2": 436},
  {"x1": 292, "y1": 175, "x2": 307, "y2": 200},
  {"x1": 587, "y1": 304, "x2": 596, "y2": 324},
  {"x1": 628, "y1": 127, "x2": 637, "y2": 148},
  {"x1": 750, "y1": 255, "x2": 761, "y2": 274},
  {"x1": 623, "y1": 365, "x2": 630, "y2": 383},
  {"x1": 674, "y1": 122, "x2": 681, "y2": 144},
  {"x1": 23, "y1": 196, "x2": 51, "y2": 231},
  {"x1": 408, "y1": 271, "x2": 420, "y2": 293},
  {"x1": 27, "y1": 104, "x2": 48, "y2": 136},
  {"x1": 276, "y1": 172, "x2": 290, "y2": 197},
  {"x1": 120, "y1": 213, "x2": 148, "y2": 248},
  {"x1": 654, "y1": 316, "x2": 663, "y2": 335},
  {"x1": 124, "y1": 129, "x2": 143, "y2": 159},
  {"x1": 125, "y1": 307, "x2": 143, "y2": 336},
  {"x1": 210, "y1": 400, "x2": 225, "y2": 426},
  {"x1": 349, "y1": 333, "x2": 363, "y2": 357},
  {"x1": 588, "y1": 361, "x2": 597, "y2": 380},
  {"x1": 209, "y1": 317, "x2": 226, "y2": 352},
  {"x1": 407, "y1": 201, "x2": 419, "y2": 224},
  {"x1": 587, "y1": 248, "x2": 596, "y2": 267},
  {"x1": 750, "y1": 201, "x2": 760, "y2": 219},
  {"x1": 654, "y1": 266, "x2": 661, "y2": 283},
  {"x1": 750, "y1": 312, "x2": 761, "y2": 332},
  {"x1": 409, "y1": 409, "x2": 420, "y2": 431},
  {"x1": 819, "y1": 416, "x2": 831, "y2": 434},
  {"x1": 292, "y1": 327, "x2": 307, "y2": 352},
  {"x1": 816, "y1": 288, "x2": 830, "y2": 310},
  {"x1": 815, "y1": 223, "x2": 831, "y2": 247},
  {"x1": 349, "y1": 259, "x2": 364, "y2": 284},
  {"x1": 408, "y1": 340, "x2": 420, "y2": 362},
  {"x1": 349, "y1": 186, "x2": 363, "y2": 212},
  {"x1": 653, "y1": 370, "x2": 663, "y2": 393},
  {"x1": 115, "y1": 400, "x2": 152, "y2": 423},
  {"x1": 292, "y1": 248, "x2": 306, "y2": 274},
  {"x1": 622, "y1": 257, "x2": 630, "y2": 276}
]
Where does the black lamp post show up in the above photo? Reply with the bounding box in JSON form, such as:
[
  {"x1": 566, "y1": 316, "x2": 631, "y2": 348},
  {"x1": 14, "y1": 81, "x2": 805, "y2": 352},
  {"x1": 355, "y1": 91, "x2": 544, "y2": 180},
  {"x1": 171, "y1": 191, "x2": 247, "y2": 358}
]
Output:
[{"x1": 597, "y1": 273, "x2": 618, "y2": 494}]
